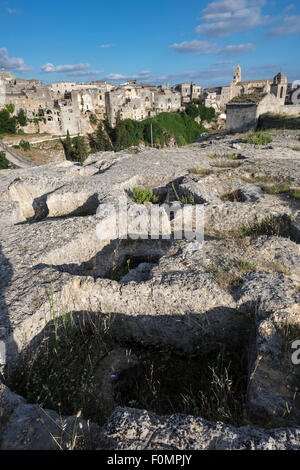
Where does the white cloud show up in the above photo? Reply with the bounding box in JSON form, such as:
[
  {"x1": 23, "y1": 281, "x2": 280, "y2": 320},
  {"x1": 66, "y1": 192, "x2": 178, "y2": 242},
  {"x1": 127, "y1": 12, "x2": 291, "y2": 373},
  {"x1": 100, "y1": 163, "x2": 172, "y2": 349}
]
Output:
[
  {"x1": 6, "y1": 8, "x2": 21, "y2": 14},
  {"x1": 283, "y1": 4, "x2": 295, "y2": 13},
  {"x1": 41, "y1": 63, "x2": 91, "y2": 73},
  {"x1": 195, "y1": 0, "x2": 271, "y2": 38},
  {"x1": 104, "y1": 71, "x2": 154, "y2": 81},
  {"x1": 66, "y1": 70, "x2": 103, "y2": 77},
  {"x1": 0, "y1": 47, "x2": 32, "y2": 72},
  {"x1": 100, "y1": 44, "x2": 114, "y2": 49},
  {"x1": 268, "y1": 15, "x2": 300, "y2": 37},
  {"x1": 170, "y1": 40, "x2": 256, "y2": 56}
]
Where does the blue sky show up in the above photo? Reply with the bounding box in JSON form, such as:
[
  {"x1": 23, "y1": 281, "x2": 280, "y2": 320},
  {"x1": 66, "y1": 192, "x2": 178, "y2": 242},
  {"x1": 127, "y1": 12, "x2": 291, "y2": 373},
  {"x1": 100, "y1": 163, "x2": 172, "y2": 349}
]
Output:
[{"x1": 1, "y1": 0, "x2": 300, "y2": 87}]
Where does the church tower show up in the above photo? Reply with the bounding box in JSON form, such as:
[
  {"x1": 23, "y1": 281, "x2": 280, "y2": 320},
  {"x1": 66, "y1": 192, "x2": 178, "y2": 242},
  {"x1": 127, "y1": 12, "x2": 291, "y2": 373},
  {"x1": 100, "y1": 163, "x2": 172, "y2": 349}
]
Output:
[{"x1": 232, "y1": 64, "x2": 242, "y2": 85}]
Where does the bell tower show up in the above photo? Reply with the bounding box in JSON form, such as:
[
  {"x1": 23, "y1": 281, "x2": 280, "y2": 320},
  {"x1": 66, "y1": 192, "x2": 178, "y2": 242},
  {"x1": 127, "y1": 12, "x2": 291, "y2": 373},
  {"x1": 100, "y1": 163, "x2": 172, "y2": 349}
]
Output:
[{"x1": 232, "y1": 64, "x2": 242, "y2": 85}]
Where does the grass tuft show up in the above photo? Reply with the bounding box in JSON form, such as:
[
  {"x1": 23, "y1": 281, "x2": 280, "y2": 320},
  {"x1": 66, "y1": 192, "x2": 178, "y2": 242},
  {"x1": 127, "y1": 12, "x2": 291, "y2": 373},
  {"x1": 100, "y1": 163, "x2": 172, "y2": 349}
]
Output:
[
  {"x1": 221, "y1": 190, "x2": 245, "y2": 203},
  {"x1": 247, "y1": 132, "x2": 273, "y2": 145},
  {"x1": 236, "y1": 215, "x2": 292, "y2": 239},
  {"x1": 132, "y1": 187, "x2": 159, "y2": 204}
]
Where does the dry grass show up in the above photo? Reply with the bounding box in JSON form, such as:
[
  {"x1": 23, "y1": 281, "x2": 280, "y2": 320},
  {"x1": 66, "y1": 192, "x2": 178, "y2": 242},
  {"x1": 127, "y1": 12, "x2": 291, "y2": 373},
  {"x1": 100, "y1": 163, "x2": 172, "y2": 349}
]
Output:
[
  {"x1": 261, "y1": 182, "x2": 291, "y2": 194},
  {"x1": 206, "y1": 259, "x2": 256, "y2": 291},
  {"x1": 220, "y1": 189, "x2": 245, "y2": 203},
  {"x1": 240, "y1": 173, "x2": 281, "y2": 184},
  {"x1": 188, "y1": 168, "x2": 213, "y2": 176},
  {"x1": 207, "y1": 152, "x2": 240, "y2": 160},
  {"x1": 211, "y1": 160, "x2": 241, "y2": 169}
]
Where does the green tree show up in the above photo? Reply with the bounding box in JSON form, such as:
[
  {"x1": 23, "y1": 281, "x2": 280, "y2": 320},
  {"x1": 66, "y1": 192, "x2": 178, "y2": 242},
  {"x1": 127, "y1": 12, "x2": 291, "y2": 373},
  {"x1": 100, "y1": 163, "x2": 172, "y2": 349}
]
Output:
[
  {"x1": 70, "y1": 136, "x2": 89, "y2": 163},
  {"x1": 19, "y1": 139, "x2": 30, "y2": 151},
  {"x1": 0, "y1": 109, "x2": 17, "y2": 134},
  {"x1": 5, "y1": 104, "x2": 15, "y2": 114},
  {"x1": 0, "y1": 150, "x2": 10, "y2": 169},
  {"x1": 114, "y1": 111, "x2": 130, "y2": 151},
  {"x1": 185, "y1": 104, "x2": 199, "y2": 120},
  {"x1": 17, "y1": 109, "x2": 27, "y2": 127},
  {"x1": 88, "y1": 123, "x2": 112, "y2": 152},
  {"x1": 198, "y1": 105, "x2": 215, "y2": 123},
  {"x1": 96, "y1": 123, "x2": 112, "y2": 151},
  {"x1": 61, "y1": 130, "x2": 73, "y2": 160}
]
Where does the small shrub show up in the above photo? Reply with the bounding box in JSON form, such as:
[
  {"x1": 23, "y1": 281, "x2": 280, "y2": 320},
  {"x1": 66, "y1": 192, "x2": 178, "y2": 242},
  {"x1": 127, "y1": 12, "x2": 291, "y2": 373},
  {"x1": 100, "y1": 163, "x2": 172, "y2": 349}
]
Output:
[
  {"x1": 247, "y1": 132, "x2": 273, "y2": 145},
  {"x1": 292, "y1": 147, "x2": 300, "y2": 152},
  {"x1": 207, "y1": 152, "x2": 239, "y2": 160},
  {"x1": 291, "y1": 189, "x2": 300, "y2": 201},
  {"x1": 221, "y1": 190, "x2": 245, "y2": 203},
  {"x1": 0, "y1": 150, "x2": 10, "y2": 169},
  {"x1": 109, "y1": 259, "x2": 131, "y2": 281},
  {"x1": 19, "y1": 139, "x2": 31, "y2": 151},
  {"x1": 261, "y1": 182, "x2": 291, "y2": 194},
  {"x1": 241, "y1": 173, "x2": 279, "y2": 184},
  {"x1": 237, "y1": 215, "x2": 292, "y2": 238},
  {"x1": 132, "y1": 187, "x2": 159, "y2": 204},
  {"x1": 172, "y1": 183, "x2": 195, "y2": 205},
  {"x1": 206, "y1": 259, "x2": 256, "y2": 291},
  {"x1": 188, "y1": 168, "x2": 212, "y2": 176}
]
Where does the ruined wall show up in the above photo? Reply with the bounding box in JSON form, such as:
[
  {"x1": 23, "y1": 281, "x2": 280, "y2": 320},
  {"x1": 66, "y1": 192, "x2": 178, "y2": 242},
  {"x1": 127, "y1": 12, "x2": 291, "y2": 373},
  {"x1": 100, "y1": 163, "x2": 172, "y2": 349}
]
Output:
[
  {"x1": 280, "y1": 105, "x2": 300, "y2": 116},
  {"x1": 226, "y1": 103, "x2": 258, "y2": 132},
  {"x1": 226, "y1": 94, "x2": 282, "y2": 133}
]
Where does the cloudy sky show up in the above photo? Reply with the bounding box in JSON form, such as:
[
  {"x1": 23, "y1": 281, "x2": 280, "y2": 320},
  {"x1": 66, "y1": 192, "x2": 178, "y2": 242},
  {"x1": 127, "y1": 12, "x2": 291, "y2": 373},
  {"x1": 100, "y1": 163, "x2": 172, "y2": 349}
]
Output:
[{"x1": 1, "y1": 0, "x2": 299, "y2": 87}]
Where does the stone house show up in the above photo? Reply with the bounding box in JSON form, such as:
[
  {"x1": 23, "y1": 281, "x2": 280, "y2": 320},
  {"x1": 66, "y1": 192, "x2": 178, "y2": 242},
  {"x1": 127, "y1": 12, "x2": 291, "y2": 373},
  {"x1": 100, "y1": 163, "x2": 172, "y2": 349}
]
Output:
[{"x1": 226, "y1": 93, "x2": 282, "y2": 133}]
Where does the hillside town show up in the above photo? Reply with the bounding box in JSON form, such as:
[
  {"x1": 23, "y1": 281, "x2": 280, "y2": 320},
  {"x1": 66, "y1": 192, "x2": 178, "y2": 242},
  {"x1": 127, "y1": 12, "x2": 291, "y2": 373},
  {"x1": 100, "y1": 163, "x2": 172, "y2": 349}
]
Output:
[{"x1": 0, "y1": 65, "x2": 298, "y2": 138}]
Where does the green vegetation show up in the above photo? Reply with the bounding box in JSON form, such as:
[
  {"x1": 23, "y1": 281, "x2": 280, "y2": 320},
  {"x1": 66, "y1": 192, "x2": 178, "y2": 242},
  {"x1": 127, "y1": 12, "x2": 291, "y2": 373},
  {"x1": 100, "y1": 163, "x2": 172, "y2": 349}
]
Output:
[
  {"x1": 109, "y1": 258, "x2": 131, "y2": 281},
  {"x1": 292, "y1": 147, "x2": 300, "y2": 152},
  {"x1": 230, "y1": 93, "x2": 267, "y2": 104},
  {"x1": 5, "y1": 104, "x2": 15, "y2": 114},
  {"x1": 188, "y1": 168, "x2": 214, "y2": 176},
  {"x1": 237, "y1": 215, "x2": 292, "y2": 239},
  {"x1": 0, "y1": 151, "x2": 10, "y2": 169},
  {"x1": 88, "y1": 110, "x2": 208, "y2": 152},
  {"x1": 261, "y1": 182, "x2": 291, "y2": 194},
  {"x1": 241, "y1": 173, "x2": 279, "y2": 184},
  {"x1": 0, "y1": 106, "x2": 28, "y2": 135},
  {"x1": 9, "y1": 311, "x2": 115, "y2": 428},
  {"x1": 114, "y1": 346, "x2": 249, "y2": 427},
  {"x1": 0, "y1": 108, "x2": 17, "y2": 135},
  {"x1": 17, "y1": 108, "x2": 27, "y2": 127},
  {"x1": 172, "y1": 183, "x2": 195, "y2": 205},
  {"x1": 10, "y1": 307, "x2": 250, "y2": 429},
  {"x1": 62, "y1": 131, "x2": 89, "y2": 163},
  {"x1": 207, "y1": 152, "x2": 240, "y2": 160},
  {"x1": 185, "y1": 103, "x2": 216, "y2": 122},
  {"x1": 255, "y1": 181, "x2": 300, "y2": 202},
  {"x1": 291, "y1": 189, "x2": 300, "y2": 201},
  {"x1": 18, "y1": 139, "x2": 31, "y2": 151},
  {"x1": 132, "y1": 186, "x2": 159, "y2": 205},
  {"x1": 247, "y1": 132, "x2": 273, "y2": 145},
  {"x1": 88, "y1": 122, "x2": 112, "y2": 152},
  {"x1": 89, "y1": 113, "x2": 98, "y2": 125},
  {"x1": 264, "y1": 112, "x2": 299, "y2": 120},
  {"x1": 206, "y1": 259, "x2": 256, "y2": 291},
  {"x1": 221, "y1": 190, "x2": 245, "y2": 202},
  {"x1": 211, "y1": 160, "x2": 241, "y2": 169}
]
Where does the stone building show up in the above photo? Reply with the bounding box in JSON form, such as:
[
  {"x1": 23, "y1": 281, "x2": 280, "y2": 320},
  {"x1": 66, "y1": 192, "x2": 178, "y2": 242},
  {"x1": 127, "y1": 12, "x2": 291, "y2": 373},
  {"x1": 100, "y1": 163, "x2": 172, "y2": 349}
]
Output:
[
  {"x1": 105, "y1": 82, "x2": 182, "y2": 126},
  {"x1": 203, "y1": 65, "x2": 288, "y2": 113},
  {"x1": 226, "y1": 93, "x2": 282, "y2": 133},
  {"x1": 172, "y1": 83, "x2": 202, "y2": 105}
]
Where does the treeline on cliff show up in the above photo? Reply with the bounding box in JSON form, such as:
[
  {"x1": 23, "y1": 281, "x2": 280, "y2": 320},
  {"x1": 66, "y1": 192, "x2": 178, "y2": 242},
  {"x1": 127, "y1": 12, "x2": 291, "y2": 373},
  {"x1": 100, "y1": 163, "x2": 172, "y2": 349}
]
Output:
[{"x1": 88, "y1": 107, "x2": 214, "y2": 153}]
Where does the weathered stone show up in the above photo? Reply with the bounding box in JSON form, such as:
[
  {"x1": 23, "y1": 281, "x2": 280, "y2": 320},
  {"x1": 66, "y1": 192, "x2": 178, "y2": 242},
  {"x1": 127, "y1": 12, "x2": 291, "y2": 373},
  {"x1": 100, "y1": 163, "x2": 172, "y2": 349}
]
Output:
[
  {"x1": 0, "y1": 130, "x2": 300, "y2": 449},
  {"x1": 99, "y1": 407, "x2": 300, "y2": 450}
]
